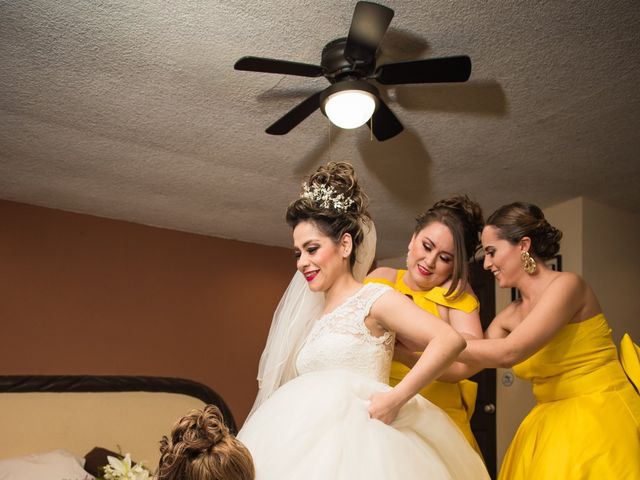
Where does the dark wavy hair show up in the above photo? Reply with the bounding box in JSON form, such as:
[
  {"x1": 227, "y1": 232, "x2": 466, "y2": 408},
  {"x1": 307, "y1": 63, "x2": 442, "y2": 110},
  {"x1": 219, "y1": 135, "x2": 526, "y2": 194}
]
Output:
[
  {"x1": 486, "y1": 202, "x2": 562, "y2": 260},
  {"x1": 157, "y1": 405, "x2": 254, "y2": 480},
  {"x1": 414, "y1": 195, "x2": 484, "y2": 298},
  {"x1": 285, "y1": 162, "x2": 370, "y2": 269}
]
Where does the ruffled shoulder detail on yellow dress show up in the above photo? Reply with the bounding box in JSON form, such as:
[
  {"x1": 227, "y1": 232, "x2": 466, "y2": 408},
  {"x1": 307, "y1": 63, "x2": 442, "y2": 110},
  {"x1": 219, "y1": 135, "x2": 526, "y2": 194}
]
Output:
[
  {"x1": 620, "y1": 333, "x2": 640, "y2": 393},
  {"x1": 422, "y1": 287, "x2": 478, "y2": 314},
  {"x1": 366, "y1": 270, "x2": 479, "y2": 314}
]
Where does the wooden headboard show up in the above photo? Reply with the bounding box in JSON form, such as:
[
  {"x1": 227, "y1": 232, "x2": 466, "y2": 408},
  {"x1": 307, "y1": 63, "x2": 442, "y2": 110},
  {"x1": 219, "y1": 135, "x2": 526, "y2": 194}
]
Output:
[{"x1": 0, "y1": 375, "x2": 236, "y2": 467}]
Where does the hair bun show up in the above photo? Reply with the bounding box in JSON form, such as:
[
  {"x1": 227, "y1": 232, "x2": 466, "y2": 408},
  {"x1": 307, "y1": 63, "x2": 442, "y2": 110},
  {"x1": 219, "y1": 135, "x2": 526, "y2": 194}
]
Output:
[
  {"x1": 305, "y1": 161, "x2": 368, "y2": 216},
  {"x1": 158, "y1": 405, "x2": 254, "y2": 480},
  {"x1": 486, "y1": 202, "x2": 563, "y2": 260},
  {"x1": 535, "y1": 220, "x2": 563, "y2": 259},
  {"x1": 158, "y1": 405, "x2": 231, "y2": 470},
  {"x1": 432, "y1": 195, "x2": 484, "y2": 235},
  {"x1": 182, "y1": 405, "x2": 229, "y2": 450}
]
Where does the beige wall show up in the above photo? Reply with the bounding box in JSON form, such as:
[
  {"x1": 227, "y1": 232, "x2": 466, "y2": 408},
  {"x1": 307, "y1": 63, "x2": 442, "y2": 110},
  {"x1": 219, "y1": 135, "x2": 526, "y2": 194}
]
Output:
[
  {"x1": 583, "y1": 197, "x2": 640, "y2": 342},
  {"x1": 0, "y1": 200, "x2": 295, "y2": 426},
  {"x1": 545, "y1": 196, "x2": 584, "y2": 276},
  {"x1": 377, "y1": 256, "x2": 405, "y2": 269}
]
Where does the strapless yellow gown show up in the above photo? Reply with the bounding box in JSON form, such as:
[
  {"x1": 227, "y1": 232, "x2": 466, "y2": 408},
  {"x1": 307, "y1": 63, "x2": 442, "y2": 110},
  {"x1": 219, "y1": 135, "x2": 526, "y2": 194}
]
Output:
[
  {"x1": 366, "y1": 270, "x2": 482, "y2": 454},
  {"x1": 499, "y1": 314, "x2": 640, "y2": 479}
]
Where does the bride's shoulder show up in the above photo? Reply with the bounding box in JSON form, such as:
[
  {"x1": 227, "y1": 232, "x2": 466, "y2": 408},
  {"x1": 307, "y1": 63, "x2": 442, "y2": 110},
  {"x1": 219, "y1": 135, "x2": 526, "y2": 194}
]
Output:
[
  {"x1": 361, "y1": 281, "x2": 393, "y2": 296},
  {"x1": 363, "y1": 283, "x2": 408, "y2": 312},
  {"x1": 355, "y1": 282, "x2": 395, "y2": 308}
]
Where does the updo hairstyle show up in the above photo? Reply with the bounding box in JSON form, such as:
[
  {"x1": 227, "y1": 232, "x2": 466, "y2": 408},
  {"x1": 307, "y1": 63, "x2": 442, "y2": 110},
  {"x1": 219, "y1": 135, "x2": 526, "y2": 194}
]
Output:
[
  {"x1": 414, "y1": 195, "x2": 484, "y2": 298},
  {"x1": 486, "y1": 202, "x2": 562, "y2": 260},
  {"x1": 286, "y1": 162, "x2": 370, "y2": 269},
  {"x1": 157, "y1": 404, "x2": 254, "y2": 480}
]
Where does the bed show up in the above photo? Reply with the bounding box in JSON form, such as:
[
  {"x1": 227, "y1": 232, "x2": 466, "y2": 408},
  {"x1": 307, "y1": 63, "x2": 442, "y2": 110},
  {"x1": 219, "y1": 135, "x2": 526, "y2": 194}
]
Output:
[{"x1": 0, "y1": 375, "x2": 236, "y2": 477}]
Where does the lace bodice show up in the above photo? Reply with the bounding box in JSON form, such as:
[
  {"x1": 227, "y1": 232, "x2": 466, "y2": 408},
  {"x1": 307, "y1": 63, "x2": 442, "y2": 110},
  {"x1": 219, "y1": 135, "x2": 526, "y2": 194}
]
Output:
[{"x1": 295, "y1": 283, "x2": 395, "y2": 383}]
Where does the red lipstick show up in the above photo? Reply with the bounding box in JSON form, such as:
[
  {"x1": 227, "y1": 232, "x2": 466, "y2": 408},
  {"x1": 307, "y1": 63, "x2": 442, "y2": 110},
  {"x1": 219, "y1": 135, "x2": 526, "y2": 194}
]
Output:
[
  {"x1": 304, "y1": 271, "x2": 319, "y2": 282},
  {"x1": 417, "y1": 265, "x2": 431, "y2": 276}
]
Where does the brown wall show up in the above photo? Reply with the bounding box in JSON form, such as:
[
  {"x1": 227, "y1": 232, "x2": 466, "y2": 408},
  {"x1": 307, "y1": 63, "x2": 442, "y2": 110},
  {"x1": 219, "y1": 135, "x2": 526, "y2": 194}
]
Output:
[{"x1": 0, "y1": 200, "x2": 295, "y2": 426}]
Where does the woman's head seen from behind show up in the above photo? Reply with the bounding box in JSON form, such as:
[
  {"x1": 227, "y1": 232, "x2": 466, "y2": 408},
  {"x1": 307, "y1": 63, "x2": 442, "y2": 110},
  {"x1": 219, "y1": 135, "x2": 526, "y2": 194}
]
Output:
[
  {"x1": 157, "y1": 404, "x2": 254, "y2": 480},
  {"x1": 406, "y1": 195, "x2": 484, "y2": 297},
  {"x1": 286, "y1": 162, "x2": 370, "y2": 291}
]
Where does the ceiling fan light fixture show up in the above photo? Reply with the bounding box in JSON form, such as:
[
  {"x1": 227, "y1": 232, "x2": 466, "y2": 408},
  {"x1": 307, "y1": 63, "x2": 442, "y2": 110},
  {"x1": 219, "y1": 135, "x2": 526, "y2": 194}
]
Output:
[{"x1": 320, "y1": 80, "x2": 379, "y2": 129}]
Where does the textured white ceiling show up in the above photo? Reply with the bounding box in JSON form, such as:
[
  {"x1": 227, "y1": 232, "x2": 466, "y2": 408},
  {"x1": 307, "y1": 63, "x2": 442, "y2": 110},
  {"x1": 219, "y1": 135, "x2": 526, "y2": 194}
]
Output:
[{"x1": 1, "y1": 1, "x2": 639, "y2": 258}]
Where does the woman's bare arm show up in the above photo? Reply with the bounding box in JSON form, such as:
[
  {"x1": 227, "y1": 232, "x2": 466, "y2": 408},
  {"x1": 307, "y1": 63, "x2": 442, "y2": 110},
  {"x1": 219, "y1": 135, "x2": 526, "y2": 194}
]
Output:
[
  {"x1": 366, "y1": 290, "x2": 466, "y2": 423},
  {"x1": 458, "y1": 273, "x2": 586, "y2": 369}
]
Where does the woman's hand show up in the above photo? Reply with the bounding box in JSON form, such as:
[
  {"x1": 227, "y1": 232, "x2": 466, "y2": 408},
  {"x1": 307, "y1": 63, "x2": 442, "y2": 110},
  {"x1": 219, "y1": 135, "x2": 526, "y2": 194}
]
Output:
[{"x1": 368, "y1": 391, "x2": 404, "y2": 425}]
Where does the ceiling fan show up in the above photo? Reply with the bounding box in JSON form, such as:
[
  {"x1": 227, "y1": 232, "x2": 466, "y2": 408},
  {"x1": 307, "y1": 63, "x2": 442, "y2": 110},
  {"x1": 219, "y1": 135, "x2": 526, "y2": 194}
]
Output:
[{"x1": 234, "y1": 1, "x2": 471, "y2": 141}]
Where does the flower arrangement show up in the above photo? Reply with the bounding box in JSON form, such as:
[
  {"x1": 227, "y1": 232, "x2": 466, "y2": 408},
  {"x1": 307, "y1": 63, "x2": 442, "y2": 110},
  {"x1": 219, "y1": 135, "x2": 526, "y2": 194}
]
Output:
[{"x1": 97, "y1": 452, "x2": 151, "y2": 480}]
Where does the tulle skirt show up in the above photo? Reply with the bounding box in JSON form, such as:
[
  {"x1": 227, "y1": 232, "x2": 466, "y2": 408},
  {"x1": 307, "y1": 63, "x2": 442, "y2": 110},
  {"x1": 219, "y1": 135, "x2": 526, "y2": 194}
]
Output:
[{"x1": 238, "y1": 369, "x2": 489, "y2": 480}]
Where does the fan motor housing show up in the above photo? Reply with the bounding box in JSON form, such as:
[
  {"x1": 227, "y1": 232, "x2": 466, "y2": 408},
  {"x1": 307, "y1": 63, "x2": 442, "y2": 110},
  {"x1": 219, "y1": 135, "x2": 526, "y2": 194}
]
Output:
[{"x1": 321, "y1": 38, "x2": 374, "y2": 81}]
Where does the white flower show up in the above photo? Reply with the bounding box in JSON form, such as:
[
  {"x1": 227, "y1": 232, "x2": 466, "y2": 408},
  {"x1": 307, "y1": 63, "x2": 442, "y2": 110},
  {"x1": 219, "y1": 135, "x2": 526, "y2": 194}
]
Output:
[
  {"x1": 301, "y1": 182, "x2": 354, "y2": 212},
  {"x1": 103, "y1": 453, "x2": 150, "y2": 480}
]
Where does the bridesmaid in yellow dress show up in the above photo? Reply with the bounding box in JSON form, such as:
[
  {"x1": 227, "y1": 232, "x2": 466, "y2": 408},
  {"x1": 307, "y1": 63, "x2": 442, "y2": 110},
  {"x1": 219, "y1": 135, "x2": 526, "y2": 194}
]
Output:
[
  {"x1": 453, "y1": 201, "x2": 640, "y2": 479},
  {"x1": 365, "y1": 196, "x2": 485, "y2": 454}
]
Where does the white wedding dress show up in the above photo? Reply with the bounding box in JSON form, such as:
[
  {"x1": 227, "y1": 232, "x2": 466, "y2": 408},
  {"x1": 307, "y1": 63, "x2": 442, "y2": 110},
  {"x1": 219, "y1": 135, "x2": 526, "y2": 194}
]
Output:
[{"x1": 238, "y1": 282, "x2": 489, "y2": 479}]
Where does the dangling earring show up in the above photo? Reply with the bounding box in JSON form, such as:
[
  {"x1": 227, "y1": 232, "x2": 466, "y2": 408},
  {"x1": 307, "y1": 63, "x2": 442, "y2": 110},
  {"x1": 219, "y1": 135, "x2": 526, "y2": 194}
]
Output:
[{"x1": 521, "y1": 251, "x2": 537, "y2": 274}]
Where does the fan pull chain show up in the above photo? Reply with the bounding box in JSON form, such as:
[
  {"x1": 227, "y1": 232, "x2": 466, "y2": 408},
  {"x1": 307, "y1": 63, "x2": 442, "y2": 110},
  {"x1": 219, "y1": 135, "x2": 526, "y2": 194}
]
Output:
[
  {"x1": 328, "y1": 121, "x2": 332, "y2": 161},
  {"x1": 370, "y1": 116, "x2": 373, "y2": 142}
]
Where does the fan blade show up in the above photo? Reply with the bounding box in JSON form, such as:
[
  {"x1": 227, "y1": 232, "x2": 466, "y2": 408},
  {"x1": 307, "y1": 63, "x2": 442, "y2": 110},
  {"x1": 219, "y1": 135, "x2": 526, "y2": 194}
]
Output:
[
  {"x1": 266, "y1": 91, "x2": 323, "y2": 135},
  {"x1": 344, "y1": 1, "x2": 394, "y2": 64},
  {"x1": 376, "y1": 56, "x2": 472, "y2": 85},
  {"x1": 368, "y1": 99, "x2": 403, "y2": 141},
  {"x1": 234, "y1": 56, "x2": 325, "y2": 77}
]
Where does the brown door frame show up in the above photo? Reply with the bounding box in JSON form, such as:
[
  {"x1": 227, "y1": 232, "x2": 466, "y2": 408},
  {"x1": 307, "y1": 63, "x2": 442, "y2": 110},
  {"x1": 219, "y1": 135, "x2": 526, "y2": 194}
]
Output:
[{"x1": 469, "y1": 260, "x2": 497, "y2": 478}]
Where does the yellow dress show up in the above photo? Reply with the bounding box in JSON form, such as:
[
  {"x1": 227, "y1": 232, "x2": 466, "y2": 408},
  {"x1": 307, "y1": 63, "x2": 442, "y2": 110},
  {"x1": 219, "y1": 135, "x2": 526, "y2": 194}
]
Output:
[
  {"x1": 499, "y1": 314, "x2": 640, "y2": 479},
  {"x1": 366, "y1": 270, "x2": 482, "y2": 454}
]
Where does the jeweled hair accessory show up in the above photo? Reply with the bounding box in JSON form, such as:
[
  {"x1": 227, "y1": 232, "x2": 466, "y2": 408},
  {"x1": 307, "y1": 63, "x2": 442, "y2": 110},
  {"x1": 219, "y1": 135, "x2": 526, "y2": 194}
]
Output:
[{"x1": 301, "y1": 182, "x2": 355, "y2": 213}]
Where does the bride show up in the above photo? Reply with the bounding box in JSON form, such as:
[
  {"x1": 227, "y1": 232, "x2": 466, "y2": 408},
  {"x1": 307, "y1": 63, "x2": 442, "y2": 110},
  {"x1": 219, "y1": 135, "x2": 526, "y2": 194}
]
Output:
[{"x1": 238, "y1": 162, "x2": 489, "y2": 479}]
